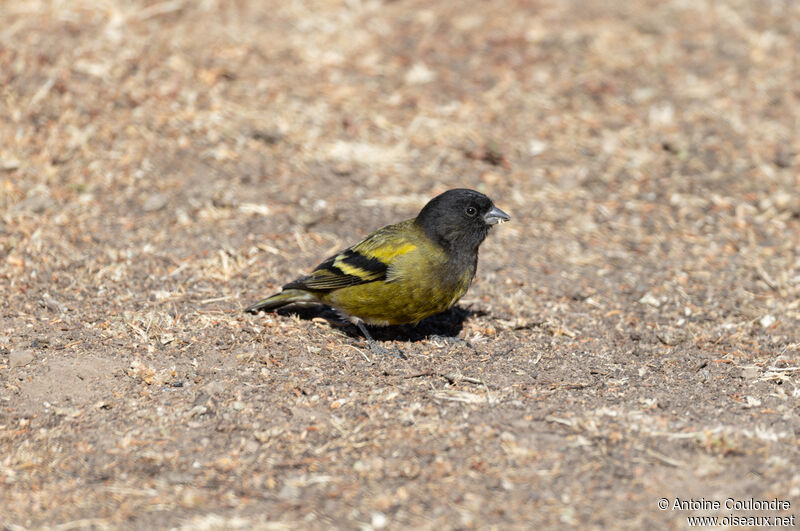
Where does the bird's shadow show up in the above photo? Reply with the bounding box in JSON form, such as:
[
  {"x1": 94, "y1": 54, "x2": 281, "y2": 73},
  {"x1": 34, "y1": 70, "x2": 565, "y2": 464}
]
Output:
[{"x1": 275, "y1": 304, "x2": 483, "y2": 342}]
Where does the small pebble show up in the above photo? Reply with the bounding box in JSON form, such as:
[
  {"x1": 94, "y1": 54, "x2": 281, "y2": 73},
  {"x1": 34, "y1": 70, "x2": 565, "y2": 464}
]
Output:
[
  {"x1": 202, "y1": 381, "x2": 226, "y2": 395},
  {"x1": 656, "y1": 328, "x2": 687, "y2": 346},
  {"x1": 741, "y1": 367, "x2": 760, "y2": 379},
  {"x1": 371, "y1": 512, "x2": 388, "y2": 529},
  {"x1": 9, "y1": 350, "x2": 34, "y2": 368},
  {"x1": 638, "y1": 292, "x2": 662, "y2": 307},
  {"x1": 142, "y1": 193, "x2": 168, "y2": 212},
  {"x1": 0, "y1": 158, "x2": 21, "y2": 171},
  {"x1": 42, "y1": 293, "x2": 67, "y2": 313},
  {"x1": 759, "y1": 315, "x2": 776, "y2": 328},
  {"x1": 14, "y1": 193, "x2": 54, "y2": 213},
  {"x1": 212, "y1": 189, "x2": 238, "y2": 208}
]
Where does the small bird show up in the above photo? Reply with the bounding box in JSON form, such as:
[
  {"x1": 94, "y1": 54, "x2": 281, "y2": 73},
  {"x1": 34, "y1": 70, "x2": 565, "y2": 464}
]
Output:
[{"x1": 245, "y1": 188, "x2": 510, "y2": 356}]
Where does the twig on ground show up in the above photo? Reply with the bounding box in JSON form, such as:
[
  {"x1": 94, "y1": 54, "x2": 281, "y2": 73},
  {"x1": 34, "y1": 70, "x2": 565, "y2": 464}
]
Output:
[{"x1": 398, "y1": 370, "x2": 494, "y2": 388}]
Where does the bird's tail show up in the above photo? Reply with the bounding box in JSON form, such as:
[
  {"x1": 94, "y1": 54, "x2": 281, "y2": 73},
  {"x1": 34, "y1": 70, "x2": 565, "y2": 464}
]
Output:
[{"x1": 244, "y1": 289, "x2": 315, "y2": 313}]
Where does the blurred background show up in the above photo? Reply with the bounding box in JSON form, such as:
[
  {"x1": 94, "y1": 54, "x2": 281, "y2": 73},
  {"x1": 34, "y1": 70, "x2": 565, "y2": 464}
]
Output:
[{"x1": 1, "y1": 0, "x2": 798, "y2": 528}]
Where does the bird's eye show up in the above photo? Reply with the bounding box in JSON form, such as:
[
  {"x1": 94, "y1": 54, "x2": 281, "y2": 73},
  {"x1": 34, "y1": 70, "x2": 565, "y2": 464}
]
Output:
[{"x1": 465, "y1": 206, "x2": 477, "y2": 217}]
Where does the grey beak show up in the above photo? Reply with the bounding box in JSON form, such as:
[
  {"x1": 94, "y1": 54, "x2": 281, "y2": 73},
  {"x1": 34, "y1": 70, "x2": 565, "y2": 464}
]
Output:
[{"x1": 484, "y1": 205, "x2": 510, "y2": 225}]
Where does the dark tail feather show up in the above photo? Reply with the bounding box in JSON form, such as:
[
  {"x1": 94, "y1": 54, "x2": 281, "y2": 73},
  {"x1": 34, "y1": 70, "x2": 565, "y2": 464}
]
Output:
[{"x1": 244, "y1": 290, "x2": 312, "y2": 313}]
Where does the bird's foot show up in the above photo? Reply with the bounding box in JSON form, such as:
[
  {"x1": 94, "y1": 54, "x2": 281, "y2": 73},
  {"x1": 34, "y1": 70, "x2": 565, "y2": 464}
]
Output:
[
  {"x1": 367, "y1": 340, "x2": 407, "y2": 360},
  {"x1": 355, "y1": 320, "x2": 407, "y2": 359}
]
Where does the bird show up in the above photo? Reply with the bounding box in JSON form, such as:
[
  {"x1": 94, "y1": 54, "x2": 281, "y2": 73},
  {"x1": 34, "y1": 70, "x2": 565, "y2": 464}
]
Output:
[{"x1": 245, "y1": 188, "x2": 510, "y2": 356}]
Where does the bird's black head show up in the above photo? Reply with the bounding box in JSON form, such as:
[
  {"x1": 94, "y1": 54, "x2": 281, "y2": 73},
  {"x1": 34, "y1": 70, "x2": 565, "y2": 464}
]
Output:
[{"x1": 414, "y1": 188, "x2": 510, "y2": 255}]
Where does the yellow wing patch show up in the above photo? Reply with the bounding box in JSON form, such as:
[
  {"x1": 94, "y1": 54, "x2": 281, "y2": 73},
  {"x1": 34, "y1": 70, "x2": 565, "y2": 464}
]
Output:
[
  {"x1": 351, "y1": 220, "x2": 419, "y2": 263},
  {"x1": 361, "y1": 241, "x2": 417, "y2": 262},
  {"x1": 285, "y1": 219, "x2": 422, "y2": 292}
]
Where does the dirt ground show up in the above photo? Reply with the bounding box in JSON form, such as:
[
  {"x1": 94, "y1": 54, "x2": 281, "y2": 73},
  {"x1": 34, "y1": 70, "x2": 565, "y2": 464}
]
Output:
[{"x1": 2, "y1": 0, "x2": 799, "y2": 529}]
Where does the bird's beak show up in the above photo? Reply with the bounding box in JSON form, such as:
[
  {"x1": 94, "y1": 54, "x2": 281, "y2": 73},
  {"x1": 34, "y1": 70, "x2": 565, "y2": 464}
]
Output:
[{"x1": 484, "y1": 205, "x2": 510, "y2": 225}]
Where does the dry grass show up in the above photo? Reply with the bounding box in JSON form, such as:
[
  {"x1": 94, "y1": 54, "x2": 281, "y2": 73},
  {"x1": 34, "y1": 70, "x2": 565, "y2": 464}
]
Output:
[{"x1": 1, "y1": 0, "x2": 799, "y2": 529}]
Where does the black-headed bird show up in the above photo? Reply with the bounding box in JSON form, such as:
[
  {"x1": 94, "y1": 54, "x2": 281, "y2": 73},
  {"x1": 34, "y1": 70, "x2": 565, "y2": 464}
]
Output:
[{"x1": 245, "y1": 188, "x2": 510, "y2": 356}]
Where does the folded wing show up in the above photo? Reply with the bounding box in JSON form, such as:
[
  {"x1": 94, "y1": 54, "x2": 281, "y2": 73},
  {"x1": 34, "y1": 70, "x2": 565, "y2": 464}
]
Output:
[{"x1": 284, "y1": 223, "x2": 418, "y2": 292}]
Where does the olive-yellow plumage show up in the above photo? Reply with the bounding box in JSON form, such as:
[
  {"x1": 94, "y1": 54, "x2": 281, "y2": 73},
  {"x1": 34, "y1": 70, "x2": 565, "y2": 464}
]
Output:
[{"x1": 245, "y1": 188, "x2": 510, "y2": 352}]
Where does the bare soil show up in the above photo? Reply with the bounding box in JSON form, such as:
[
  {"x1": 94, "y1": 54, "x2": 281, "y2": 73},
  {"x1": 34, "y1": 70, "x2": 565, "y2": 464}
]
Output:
[{"x1": 2, "y1": 1, "x2": 799, "y2": 529}]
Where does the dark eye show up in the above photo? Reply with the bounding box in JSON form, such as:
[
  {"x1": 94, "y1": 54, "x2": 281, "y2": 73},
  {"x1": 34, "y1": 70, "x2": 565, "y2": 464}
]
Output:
[{"x1": 465, "y1": 206, "x2": 477, "y2": 217}]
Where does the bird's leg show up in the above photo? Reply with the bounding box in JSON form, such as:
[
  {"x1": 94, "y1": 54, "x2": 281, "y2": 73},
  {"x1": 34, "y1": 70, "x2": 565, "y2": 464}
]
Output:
[{"x1": 355, "y1": 320, "x2": 407, "y2": 360}]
